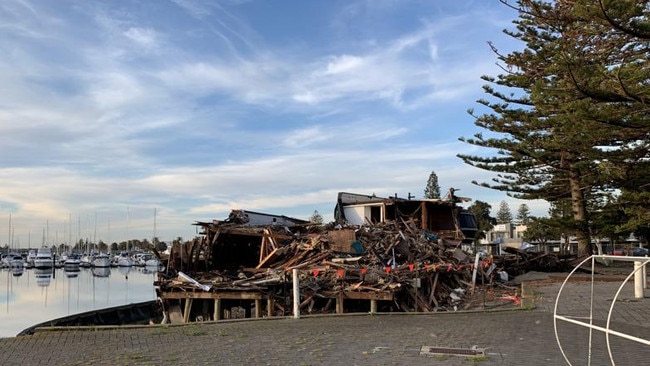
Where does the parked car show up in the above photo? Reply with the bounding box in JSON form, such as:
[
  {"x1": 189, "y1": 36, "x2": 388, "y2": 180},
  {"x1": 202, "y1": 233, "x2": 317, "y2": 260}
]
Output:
[{"x1": 631, "y1": 247, "x2": 649, "y2": 257}]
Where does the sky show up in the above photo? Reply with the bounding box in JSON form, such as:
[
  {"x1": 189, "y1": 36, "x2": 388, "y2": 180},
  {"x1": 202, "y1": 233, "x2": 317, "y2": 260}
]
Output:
[{"x1": 0, "y1": 0, "x2": 550, "y2": 248}]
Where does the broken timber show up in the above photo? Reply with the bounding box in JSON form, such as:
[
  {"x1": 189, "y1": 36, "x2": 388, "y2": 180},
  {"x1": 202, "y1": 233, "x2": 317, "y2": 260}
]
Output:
[{"x1": 155, "y1": 192, "x2": 559, "y2": 323}]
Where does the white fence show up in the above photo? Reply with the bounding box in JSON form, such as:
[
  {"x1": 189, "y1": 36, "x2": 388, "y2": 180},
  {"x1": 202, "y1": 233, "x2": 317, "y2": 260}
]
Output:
[{"x1": 554, "y1": 255, "x2": 650, "y2": 365}]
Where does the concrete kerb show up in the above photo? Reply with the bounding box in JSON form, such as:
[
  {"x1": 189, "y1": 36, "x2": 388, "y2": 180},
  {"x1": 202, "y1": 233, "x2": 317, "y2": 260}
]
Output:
[{"x1": 28, "y1": 303, "x2": 530, "y2": 336}]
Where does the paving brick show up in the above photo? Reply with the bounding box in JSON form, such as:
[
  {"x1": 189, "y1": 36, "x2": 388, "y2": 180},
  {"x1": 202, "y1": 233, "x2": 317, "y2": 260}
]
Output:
[{"x1": 0, "y1": 277, "x2": 648, "y2": 365}]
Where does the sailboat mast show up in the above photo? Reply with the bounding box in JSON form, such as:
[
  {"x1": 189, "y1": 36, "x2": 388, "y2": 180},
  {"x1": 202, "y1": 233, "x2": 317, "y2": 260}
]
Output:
[{"x1": 8, "y1": 213, "x2": 11, "y2": 250}]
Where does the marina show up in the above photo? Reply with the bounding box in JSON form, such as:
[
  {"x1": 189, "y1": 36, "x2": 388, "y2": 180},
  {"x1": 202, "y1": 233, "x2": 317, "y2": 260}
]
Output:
[{"x1": 1, "y1": 265, "x2": 159, "y2": 337}]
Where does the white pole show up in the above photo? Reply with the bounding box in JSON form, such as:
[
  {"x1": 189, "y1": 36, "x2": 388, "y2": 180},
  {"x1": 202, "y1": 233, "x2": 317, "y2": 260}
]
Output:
[
  {"x1": 292, "y1": 268, "x2": 300, "y2": 319},
  {"x1": 471, "y1": 253, "x2": 480, "y2": 294},
  {"x1": 641, "y1": 256, "x2": 648, "y2": 289},
  {"x1": 634, "y1": 261, "x2": 645, "y2": 299}
]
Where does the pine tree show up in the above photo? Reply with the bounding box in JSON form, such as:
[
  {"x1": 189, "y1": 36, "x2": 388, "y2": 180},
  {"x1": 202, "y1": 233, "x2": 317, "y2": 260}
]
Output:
[
  {"x1": 458, "y1": 0, "x2": 650, "y2": 255},
  {"x1": 467, "y1": 200, "x2": 496, "y2": 243},
  {"x1": 515, "y1": 204, "x2": 531, "y2": 225},
  {"x1": 496, "y1": 201, "x2": 513, "y2": 224},
  {"x1": 310, "y1": 210, "x2": 323, "y2": 225},
  {"x1": 424, "y1": 170, "x2": 441, "y2": 199}
]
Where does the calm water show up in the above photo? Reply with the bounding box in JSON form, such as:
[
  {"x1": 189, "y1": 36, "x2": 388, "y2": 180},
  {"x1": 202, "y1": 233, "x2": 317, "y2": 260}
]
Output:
[{"x1": 1, "y1": 266, "x2": 158, "y2": 338}]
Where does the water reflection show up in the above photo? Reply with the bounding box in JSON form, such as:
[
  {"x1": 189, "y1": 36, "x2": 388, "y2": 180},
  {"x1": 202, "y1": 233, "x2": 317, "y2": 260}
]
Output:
[
  {"x1": 118, "y1": 266, "x2": 132, "y2": 278},
  {"x1": 64, "y1": 267, "x2": 80, "y2": 278},
  {"x1": 34, "y1": 268, "x2": 54, "y2": 287},
  {"x1": 11, "y1": 266, "x2": 24, "y2": 277},
  {"x1": 92, "y1": 267, "x2": 111, "y2": 278},
  {"x1": 1, "y1": 267, "x2": 158, "y2": 337}
]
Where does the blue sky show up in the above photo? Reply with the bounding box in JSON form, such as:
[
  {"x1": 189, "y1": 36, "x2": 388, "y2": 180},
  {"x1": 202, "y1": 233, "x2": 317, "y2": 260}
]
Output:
[{"x1": 0, "y1": 0, "x2": 548, "y2": 247}]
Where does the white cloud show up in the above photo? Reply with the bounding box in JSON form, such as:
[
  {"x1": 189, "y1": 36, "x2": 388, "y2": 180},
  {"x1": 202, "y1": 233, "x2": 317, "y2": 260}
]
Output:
[
  {"x1": 0, "y1": 0, "x2": 542, "y2": 247},
  {"x1": 123, "y1": 27, "x2": 159, "y2": 49},
  {"x1": 325, "y1": 55, "x2": 364, "y2": 74}
]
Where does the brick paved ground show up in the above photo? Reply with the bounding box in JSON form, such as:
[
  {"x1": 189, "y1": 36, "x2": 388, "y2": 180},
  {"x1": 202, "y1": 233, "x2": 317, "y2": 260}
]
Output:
[{"x1": 1, "y1": 272, "x2": 648, "y2": 366}]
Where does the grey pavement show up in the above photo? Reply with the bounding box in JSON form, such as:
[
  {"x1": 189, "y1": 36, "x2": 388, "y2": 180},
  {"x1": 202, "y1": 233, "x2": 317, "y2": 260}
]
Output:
[{"x1": 1, "y1": 275, "x2": 649, "y2": 366}]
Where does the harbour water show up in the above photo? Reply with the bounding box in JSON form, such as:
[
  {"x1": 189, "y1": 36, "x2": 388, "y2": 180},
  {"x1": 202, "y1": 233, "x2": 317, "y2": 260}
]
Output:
[{"x1": 1, "y1": 266, "x2": 158, "y2": 338}]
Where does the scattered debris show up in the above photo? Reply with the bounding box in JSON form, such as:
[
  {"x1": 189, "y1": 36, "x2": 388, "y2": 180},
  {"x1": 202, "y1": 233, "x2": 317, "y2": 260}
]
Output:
[{"x1": 155, "y1": 191, "x2": 572, "y2": 323}]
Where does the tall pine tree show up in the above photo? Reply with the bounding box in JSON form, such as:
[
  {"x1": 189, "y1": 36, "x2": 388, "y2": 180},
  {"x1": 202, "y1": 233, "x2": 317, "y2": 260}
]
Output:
[
  {"x1": 458, "y1": 0, "x2": 649, "y2": 255},
  {"x1": 424, "y1": 170, "x2": 441, "y2": 199}
]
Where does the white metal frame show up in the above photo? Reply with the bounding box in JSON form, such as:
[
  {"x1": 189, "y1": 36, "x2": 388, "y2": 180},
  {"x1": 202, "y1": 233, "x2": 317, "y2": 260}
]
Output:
[{"x1": 554, "y1": 255, "x2": 650, "y2": 365}]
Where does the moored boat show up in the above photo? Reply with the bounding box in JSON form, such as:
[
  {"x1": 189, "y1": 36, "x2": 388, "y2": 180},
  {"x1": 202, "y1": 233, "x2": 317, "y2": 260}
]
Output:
[
  {"x1": 33, "y1": 247, "x2": 54, "y2": 269},
  {"x1": 64, "y1": 253, "x2": 82, "y2": 267},
  {"x1": 117, "y1": 251, "x2": 133, "y2": 267},
  {"x1": 92, "y1": 252, "x2": 111, "y2": 268},
  {"x1": 1, "y1": 253, "x2": 24, "y2": 268}
]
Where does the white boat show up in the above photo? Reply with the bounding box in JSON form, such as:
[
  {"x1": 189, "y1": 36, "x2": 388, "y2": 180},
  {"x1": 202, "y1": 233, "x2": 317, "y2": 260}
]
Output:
[
  {"x1": 117, "y1": 251, "x2": 133, "y2": 267},
  {"x1": 92, "y1": 253, "x2": 112, "y2": 268},
  {"x1": 8, "y1": 253, "x2": 25, "y2": 268},
  {"x1": 80, "y1": 253, "x2": 93, "y2": 267},
  {"x1": 1, "y1": 253, "x2": 23, "y2": 268},
  {"x1": 33, "y1": 247, "x2": 54, "y2": 269},
  {"x1": 25, "y1": 249, "x2": 37, "y2": 268},
  {"x1": 143, "y1": 254, "x2": 160, "y2": 268},
  {"x1": 64, "y1": 253, "x2": 82, "y2": 267}
]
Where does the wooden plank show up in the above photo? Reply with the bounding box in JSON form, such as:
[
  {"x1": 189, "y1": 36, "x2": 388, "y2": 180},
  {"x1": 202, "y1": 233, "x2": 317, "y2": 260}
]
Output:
[
  {"x1": 321, "y1": 291, "x2": 394, "y2": 301},
  {"x1": 328, "y1": 229, "x2": 356, "y2": 253},
  {"x1": 263, "y1": 228, "x2": 278, "y2": 250},
  {"x1": 161, "y1": 291, "x2": 265, "y2": 300},
  {"x1": 342, "y1": 291, "x2": 394, "y2": 301},
  {"x1": 256, "y1": 248, "x2": 279, "y2": 269},
  {"x1": 183, "y1": 298, "x2": 193, "y2": 323},
  {"x1": 259, "y1": 235, "x2": 267, "y2": 264}
]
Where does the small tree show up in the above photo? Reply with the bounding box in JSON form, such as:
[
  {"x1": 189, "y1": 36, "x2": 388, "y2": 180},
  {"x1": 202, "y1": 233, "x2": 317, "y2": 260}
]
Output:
[
  {"x1": 523, "y1": 217, "x2": 559, "y2": 252},
  {"x1": 496, "y1": 201, "x2": 513, "y2": 224},
  {"x1": 424, "y1": 170, "x2": 441, "y2": 199},
  {"x1": 516, "y1": 204, "x2": 531, "y2": 225},
  {"x1": 468, "y1": 200, "x2": 496, "y2": 244},
  {"x1": 310, "y1": 210, "x2": 323, "y2": 225}
]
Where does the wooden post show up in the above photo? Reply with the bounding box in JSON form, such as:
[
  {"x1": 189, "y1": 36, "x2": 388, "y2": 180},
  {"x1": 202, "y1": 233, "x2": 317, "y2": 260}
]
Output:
[
  {"x1": 336, "y1": 293, "x2": 344, "y2": 314},
  {"x1": 421, "y1": 201, "x2": 428, "y2": 230},
  {"x1": 267, "y1": 298, "x2": 275, "y2": 317},
  {"x1": 370, "y1": 299, "x2": 377, "y2": 314},
  {"x1": 183, "y1": 299, "x2": 193, "y2": 323},
  {"x1": 214, "y1": 299, "x2": 222, "y2": 321},
  {"x1": 254, "y1": 299, "x2": 262, "y2": 318}
]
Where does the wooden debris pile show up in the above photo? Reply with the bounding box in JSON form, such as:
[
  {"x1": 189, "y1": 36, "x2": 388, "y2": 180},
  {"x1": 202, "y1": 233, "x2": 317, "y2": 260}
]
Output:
[
  {"x1": 501, "y1": 246, "x2": 569, "y2": 276},
  {"x1": 158, "y1": 218, "x2": 499, "y2": 315}
]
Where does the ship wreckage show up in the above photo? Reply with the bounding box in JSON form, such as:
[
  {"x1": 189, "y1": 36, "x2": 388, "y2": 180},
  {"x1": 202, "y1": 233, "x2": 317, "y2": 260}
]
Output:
[{"x1": 155, "y1": 190, "x2": 522, "y2": 323}]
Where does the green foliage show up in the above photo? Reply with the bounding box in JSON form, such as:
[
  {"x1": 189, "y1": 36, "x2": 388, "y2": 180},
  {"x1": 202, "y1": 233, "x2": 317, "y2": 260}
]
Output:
[
  {"x1": 458, "y1": 0, "x2": 650, "y2": 255},
  {"x1": 424, "y1": 170, "x2": 441, "y2": 199},
  {"x1": 523, "y1": 217, "x2": 559, "y2": 245},
  {"x1": 516, "y1": 204, "x2": 531, "y2": 225},
  {"x1": 310, "y1": 210, "x2": 323, "y2": 225},
  {"x1": 496, "y1": 201, "x2": 513, "y2": 224},
  {"x1": 467, "y1": 200, "x2": 496, "y2": 243}
]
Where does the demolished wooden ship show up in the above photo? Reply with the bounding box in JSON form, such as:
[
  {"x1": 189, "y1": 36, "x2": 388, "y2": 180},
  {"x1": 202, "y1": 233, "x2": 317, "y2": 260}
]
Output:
[{"x1": 154, "y1": 190, "x2": 515, "y2": 323}]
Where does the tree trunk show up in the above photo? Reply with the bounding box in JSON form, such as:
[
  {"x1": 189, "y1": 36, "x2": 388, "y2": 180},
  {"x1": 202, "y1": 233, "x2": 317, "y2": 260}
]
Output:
[{"x1": 568, "y1": 170, "x2": 591, "y2": 256}]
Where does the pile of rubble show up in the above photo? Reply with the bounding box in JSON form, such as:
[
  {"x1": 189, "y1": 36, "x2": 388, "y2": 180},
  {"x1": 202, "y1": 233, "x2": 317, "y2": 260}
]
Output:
[{"x1": 157, "y1": 218, "x2": 505, "y2": 315}]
